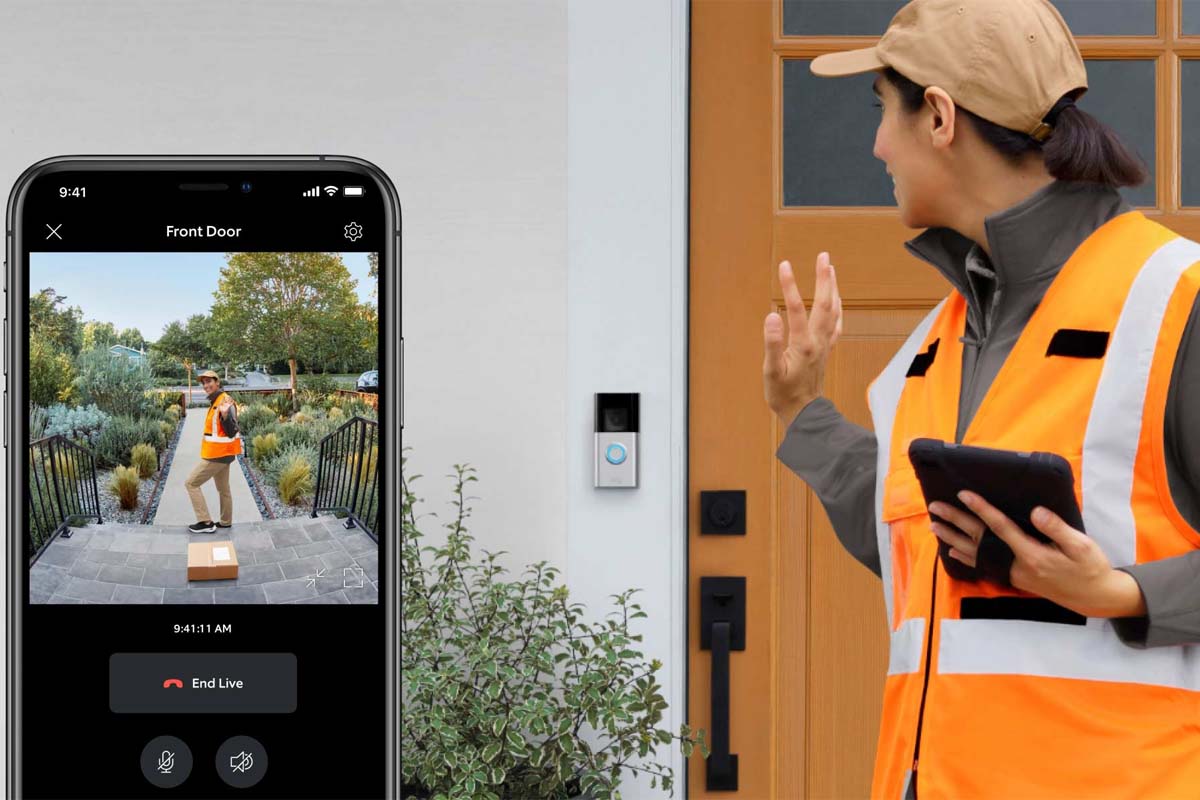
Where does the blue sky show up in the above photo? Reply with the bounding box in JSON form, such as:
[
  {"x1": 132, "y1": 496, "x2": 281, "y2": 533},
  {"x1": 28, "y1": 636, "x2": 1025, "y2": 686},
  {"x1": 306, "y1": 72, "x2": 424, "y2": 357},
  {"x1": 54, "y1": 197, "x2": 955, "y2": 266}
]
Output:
[{"x1": 30, "y1": 252, "x2": 374, "y2": 342}]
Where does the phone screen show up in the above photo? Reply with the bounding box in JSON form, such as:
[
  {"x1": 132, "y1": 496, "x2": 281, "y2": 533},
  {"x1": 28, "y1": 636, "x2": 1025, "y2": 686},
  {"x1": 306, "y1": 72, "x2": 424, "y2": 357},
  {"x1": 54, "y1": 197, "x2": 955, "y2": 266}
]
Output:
[{"x1": 6, "y1": 159, "x2": 398, "y2": 799}]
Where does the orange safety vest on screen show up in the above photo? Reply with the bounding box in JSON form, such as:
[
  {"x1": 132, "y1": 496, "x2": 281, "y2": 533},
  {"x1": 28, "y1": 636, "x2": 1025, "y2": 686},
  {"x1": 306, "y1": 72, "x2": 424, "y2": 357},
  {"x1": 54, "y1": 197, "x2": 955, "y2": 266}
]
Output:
[
  {"x1": 866, "y1": 210, "x2": 1200, "y2": 800},
  {"x1": 200, "y1": 391, "x2": 243, "y2": 459}
]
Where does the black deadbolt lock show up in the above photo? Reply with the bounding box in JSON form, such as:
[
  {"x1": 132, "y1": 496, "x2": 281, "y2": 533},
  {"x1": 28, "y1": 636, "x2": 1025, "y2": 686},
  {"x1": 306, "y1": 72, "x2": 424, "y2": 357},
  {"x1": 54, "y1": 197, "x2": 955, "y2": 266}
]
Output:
[{"x1": 701, "y1": 490, "x2": 746, "y2": 535}]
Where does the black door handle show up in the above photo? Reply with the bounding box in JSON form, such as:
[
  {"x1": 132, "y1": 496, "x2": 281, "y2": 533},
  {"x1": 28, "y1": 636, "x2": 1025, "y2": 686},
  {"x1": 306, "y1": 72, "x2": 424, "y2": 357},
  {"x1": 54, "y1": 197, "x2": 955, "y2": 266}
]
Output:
[{"x1": 701, "y1": 577, "x2": 745, "y2": 791}]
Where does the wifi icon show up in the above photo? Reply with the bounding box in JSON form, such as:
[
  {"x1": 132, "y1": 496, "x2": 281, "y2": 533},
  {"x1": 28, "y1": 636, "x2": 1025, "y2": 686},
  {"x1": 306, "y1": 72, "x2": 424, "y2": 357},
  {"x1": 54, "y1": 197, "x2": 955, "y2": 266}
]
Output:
[{"x1": 323, "y1": 186, "x2": 338, "y2": 196}]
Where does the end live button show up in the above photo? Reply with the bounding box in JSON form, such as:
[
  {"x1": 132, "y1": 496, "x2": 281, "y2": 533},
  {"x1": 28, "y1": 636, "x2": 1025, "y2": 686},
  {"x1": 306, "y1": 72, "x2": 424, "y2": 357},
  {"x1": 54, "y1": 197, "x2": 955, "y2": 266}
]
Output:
[{"x1": 110, "y1": 653, "x2": 297, "y2": 713}]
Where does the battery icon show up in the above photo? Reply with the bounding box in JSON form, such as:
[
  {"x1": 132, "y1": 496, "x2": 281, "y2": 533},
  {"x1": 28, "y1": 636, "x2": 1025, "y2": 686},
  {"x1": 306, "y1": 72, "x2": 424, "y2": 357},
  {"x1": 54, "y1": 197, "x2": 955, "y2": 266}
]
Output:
[{"x1": 343, "y1": 186, "x2": 364, "y2": 197}]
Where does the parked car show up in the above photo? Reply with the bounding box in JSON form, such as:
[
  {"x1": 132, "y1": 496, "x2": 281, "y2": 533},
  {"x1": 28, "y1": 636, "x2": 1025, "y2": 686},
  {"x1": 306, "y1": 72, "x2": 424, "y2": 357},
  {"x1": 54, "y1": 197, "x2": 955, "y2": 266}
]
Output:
[{"x1": 356, "y1": 369, "x2": 379, "y2": 393}]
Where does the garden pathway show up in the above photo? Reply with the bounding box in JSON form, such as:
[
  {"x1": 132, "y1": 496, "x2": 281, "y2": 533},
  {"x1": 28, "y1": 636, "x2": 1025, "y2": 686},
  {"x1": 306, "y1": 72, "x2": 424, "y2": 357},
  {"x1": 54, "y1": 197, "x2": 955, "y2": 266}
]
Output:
[{"x1": 153, "y1": 409, "x2": 263, "y2": 526}]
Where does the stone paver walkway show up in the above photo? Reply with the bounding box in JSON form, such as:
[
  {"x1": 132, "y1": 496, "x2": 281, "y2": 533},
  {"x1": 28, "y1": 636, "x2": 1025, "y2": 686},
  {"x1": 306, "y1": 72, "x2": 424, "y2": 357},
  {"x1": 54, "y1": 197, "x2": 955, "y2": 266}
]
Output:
[
  {"x1": 154, "y1": 408, "x2": 263, "y2": 526},
  {"x1": 29, "y1": 515, "x2": 378, "y2": 605}
]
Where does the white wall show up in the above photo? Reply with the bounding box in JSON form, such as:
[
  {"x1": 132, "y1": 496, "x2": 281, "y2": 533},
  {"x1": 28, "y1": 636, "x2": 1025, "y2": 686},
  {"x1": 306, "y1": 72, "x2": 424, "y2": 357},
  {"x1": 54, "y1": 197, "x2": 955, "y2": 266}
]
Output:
[
  {"x1": 567, "y1": 0, "x2": 689, "y2": 796},
  {"x1": 0, "y1": 1, "x2": 688, "y2": 796}
]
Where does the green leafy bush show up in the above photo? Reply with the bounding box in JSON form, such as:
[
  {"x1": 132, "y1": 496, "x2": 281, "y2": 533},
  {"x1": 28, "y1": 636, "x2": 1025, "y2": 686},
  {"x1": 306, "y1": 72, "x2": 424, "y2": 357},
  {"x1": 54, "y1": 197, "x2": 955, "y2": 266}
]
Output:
[
  {"x1": 274, "y1": 421, "x2": 318, "y2": 451},
  {"x1": 276, "y1": 453, "x2": 314, "y2": 505},
  {"x1": 73, "y1": 346, "x2": 154, "y2": 417},
  {"x1": 401, "y1": 453, "x2": 708, "y2": 800},
  {"x1": 262, "y1": 443, "x2": 318, "y2": 486},
  {"x1": 163, "y1": 404, "x2": 182, "y2": 423},
  {"x1": 29, "y1": 406, "x2": 50, "y2": 440},
  {"x1": 109, "y1": 466, "x2": 140, "y2": 510},
  {"x1": 44, "y1": 403, "x2": 110, "y2": 447},
  {"x1": 252, "y1": 432, "x2": 280, "y2": 466},
  {"x1": 299, "y1": 372, "x2": 340, "y2": 397},
  {"x1": 237, "y1": 404, "x2": 278, "y2": 438},
  {"x1": 130, "y1": 443, "x2": 157, "y2": 479},
  {"x1": 94, "y1": 415, "x2": 165, "y2": 469},
  {"x1": 30, "y1": 333, "x2": 77, "y2": 407},
  {"x1": 159, "y1": 419, "x2": 175, "y2": 443},
  {"x1": 267, "y1": 391, "x2": 294, "y2": 419},
  {"x1": 341, "y1": 397, "x2": 378, "y2": 421}
]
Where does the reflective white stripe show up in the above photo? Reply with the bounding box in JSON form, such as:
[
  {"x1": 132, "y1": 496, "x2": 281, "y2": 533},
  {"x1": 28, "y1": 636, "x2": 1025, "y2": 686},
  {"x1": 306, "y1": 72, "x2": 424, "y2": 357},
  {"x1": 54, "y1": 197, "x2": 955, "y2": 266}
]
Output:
[
  {"x1": 1082, "y1": 236, "x2": 1200, "y2": 567},
  {"x1": 938, "y1": 618, "x2": 1200, "y2": 691},
  {"x1": 202, "y1": 435, "x2": 241, "y2": 443},
  {"x1": 936, "y1": 236, "x2": 1200, "y2": 690},
  {"x1": 887, "y1": 617, "x2": 925, "y2": 676},
  {"x1": 868, "y1": 299, "x2": 948, "y2": 628}
]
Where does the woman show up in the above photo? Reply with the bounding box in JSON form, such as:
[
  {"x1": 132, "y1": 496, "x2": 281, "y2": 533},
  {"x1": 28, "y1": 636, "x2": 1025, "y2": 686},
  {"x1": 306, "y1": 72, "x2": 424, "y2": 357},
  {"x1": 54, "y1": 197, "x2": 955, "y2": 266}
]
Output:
[{"x1": 763, "y1": 1, "x2": 1200, "y2": 797}]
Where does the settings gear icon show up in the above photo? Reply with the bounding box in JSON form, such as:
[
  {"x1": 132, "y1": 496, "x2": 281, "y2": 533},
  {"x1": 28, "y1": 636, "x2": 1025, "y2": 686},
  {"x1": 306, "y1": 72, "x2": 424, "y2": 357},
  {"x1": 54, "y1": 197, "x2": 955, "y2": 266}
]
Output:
[{"x1": 344, "y1": 221, "x2": 364, "y2": 242}]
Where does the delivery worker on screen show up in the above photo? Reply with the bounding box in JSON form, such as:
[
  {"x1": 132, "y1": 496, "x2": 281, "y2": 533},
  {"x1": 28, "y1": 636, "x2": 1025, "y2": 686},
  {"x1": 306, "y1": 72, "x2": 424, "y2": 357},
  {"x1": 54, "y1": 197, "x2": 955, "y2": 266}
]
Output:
[
  {"x1": 763, "y1": 1, "x2": 1200, "y2": 797},
  {"x1": 184, "y1": 369, "x2": 242, "y2": 533}
]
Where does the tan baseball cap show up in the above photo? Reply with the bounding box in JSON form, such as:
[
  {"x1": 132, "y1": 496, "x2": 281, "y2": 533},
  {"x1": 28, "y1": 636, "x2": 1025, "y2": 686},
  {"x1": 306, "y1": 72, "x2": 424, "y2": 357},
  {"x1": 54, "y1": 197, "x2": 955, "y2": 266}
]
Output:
[
  {"x1": 197, "y1": 370, "x2": 220, "y2": 381},
  {"x1": 811, "y1": 0, "x2": 1087, "y2": 143}
]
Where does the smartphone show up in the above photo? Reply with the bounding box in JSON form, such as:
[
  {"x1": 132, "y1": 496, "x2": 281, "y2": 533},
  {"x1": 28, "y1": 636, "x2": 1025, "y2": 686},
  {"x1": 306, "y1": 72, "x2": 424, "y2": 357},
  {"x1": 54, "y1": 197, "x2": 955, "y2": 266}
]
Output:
[{"x1": 5, "y1": 156, "x2": 400, "y2": 798}]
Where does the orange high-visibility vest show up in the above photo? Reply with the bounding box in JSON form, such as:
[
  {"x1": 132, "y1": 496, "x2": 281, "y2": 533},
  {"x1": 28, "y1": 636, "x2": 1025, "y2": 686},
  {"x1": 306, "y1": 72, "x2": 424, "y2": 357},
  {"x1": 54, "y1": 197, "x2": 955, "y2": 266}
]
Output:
[
  {"x1": 200, "y1": 391, "x2": 243, "y2": 459},
  {"x1": 867, "y1": 210, "x2": 1200, "y2": 799}
]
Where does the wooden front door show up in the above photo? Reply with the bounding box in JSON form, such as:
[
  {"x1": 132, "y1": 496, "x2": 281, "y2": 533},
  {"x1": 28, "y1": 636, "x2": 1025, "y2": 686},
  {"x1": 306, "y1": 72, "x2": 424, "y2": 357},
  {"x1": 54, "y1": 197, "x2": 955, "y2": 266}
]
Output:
[{"x1": 689, "y1": 0, "x2": 1191, "y2": 797}]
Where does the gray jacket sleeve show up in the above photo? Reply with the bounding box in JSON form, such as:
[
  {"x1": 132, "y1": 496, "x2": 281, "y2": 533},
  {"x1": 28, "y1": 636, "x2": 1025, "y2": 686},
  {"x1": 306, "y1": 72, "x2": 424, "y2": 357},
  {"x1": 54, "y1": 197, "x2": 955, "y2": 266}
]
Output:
[
  {"x1": 774, "y1": 397, "x2": 881, "y2": 578},
  {"x1": 1111, "y1": 296, "x2": 1200, "y2": 648}
]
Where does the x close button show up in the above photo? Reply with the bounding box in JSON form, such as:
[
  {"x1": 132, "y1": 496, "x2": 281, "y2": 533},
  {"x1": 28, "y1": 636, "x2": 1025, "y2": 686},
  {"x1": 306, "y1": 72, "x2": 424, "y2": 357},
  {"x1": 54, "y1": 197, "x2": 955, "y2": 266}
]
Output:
[{"x1": 45, "y1": 223, "x2": 63, "y2": 240}]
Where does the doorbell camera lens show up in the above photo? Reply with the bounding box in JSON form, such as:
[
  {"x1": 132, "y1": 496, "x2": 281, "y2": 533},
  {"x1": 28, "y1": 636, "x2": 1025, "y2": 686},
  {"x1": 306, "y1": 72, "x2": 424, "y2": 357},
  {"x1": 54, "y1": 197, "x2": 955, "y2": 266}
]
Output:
[
  {"x1": 240, "y1": 181, "x2": 253, "y2": 193},
  {"x1": 604, "y1": 408, "x2": 629, "y2": 431}
]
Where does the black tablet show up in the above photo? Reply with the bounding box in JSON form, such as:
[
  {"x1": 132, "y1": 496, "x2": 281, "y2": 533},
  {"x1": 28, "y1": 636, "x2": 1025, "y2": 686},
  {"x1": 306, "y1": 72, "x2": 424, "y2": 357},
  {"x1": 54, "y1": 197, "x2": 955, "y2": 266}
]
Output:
[{"x1": 906, "y1": 438, "x2": 1086, "y2": 585}]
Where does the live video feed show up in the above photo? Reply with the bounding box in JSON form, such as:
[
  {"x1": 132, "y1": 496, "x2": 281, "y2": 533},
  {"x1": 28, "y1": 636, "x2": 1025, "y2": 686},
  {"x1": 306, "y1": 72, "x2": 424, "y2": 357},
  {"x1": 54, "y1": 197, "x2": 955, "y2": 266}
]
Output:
[{"x1": 26, "y1": 252, "x2": 381, "y2": 605}]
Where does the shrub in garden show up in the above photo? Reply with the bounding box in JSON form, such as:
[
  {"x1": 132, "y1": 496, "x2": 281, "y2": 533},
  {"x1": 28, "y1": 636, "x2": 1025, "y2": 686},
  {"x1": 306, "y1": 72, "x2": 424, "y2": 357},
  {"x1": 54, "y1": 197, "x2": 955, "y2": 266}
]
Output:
[
  {"x1": 73, "y1": 346, "x2": 155, "y2": 417},
  {"x1": 276, "y1": 453, "x2": 314, "y2": 505},
  {"x1": 40, "y1": 450, "x2": 80, "y2": 483},
  {"x1": 237, "y1": 404, "x2": 278, "y2": 437},
  {"x1": 274, "y1": 421, "x2": 318, "y2": 451},
  {"x1": 130, "y1": 443, "x2": 157, "y2": 479},
  {"x1": 163, "y1": 404, "x2": 182, "y2": 423},
  {"x1": 29, "y1": 406, "x2": 50, "y2": 440},
  {"x1": 262, "y1": 443, "x2": 317, "y2": 484},
  {"x1": 401, "y1": 455, "x2": 708, "y2": 800},
  {"x1": 94, "y1": 415, "x2": 166, "y2": 469},
  {"x1": 44, "y1": 404, "x2": 110, "y2": 447},
  {"x1": 298, "y1": 372, "x2": 339, "y2": 397},
  {"x1": 327, "y1": 405, "x2": 344, "y2": 421},
  {"x1": 30, "y1": 333, "x2": 76, "y2": 407},
  {"x1": 341, "y1": 397, "x2": 377, "y2": 421},
  {"x1": 159, "y1": 420, "x2": 175, "y2": 442},
  {"x1": 109, "y1": 466, "x2": 140, "y2": 510},
  {"x1": 267, "y1": 391, "x2": 294, "y2": 419},
  {"x1": 292, "y1": 411, "x2": 312, "y2": 426},
  {"x1": 252, "y1": 432, "x2": 280, "y2": 466}
]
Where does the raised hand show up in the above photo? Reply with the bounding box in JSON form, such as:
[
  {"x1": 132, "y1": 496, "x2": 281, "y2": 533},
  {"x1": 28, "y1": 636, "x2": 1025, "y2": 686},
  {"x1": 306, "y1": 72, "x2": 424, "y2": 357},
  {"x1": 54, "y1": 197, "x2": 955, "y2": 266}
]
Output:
[{"x1": 763, "y1": 252, "x2": 844, "y2": 426}]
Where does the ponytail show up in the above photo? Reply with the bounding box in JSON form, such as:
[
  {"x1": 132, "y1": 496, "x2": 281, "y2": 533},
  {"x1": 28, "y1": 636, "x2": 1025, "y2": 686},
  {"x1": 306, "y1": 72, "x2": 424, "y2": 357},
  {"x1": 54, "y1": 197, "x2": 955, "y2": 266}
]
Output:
[
  {"x1": 880, "y1": 68, "x2": 1149, "y2": 189},
  {"x1": 1040, "y1": 101, "x2": 1149, "y2": 187}
]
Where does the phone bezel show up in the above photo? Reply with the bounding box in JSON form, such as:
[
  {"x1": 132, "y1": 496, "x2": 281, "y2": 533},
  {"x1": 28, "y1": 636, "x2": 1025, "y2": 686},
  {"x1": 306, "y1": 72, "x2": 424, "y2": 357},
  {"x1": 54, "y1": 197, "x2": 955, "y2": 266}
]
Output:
[{"x1": 4, "y1": 155, "x2": 401, "y2": 799}]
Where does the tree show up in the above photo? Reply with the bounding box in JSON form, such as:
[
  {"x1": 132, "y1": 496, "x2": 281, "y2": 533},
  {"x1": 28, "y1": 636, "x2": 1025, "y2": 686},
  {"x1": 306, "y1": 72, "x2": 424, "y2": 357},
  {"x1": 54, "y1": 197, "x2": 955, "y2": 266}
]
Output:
[
  {"x1": 29, "y1": 288, "x2": 83, "y2": 355},
  {"x1": 155, "y1": 317, "x2": 214, "y2": 397},
  {"x1": 210, "y1": 252, "x2": 361, "y2": 409},
  {"x1": 82, "y1": 320, "x2": 118, "y2": 351},
  {"x1": 29, "y1": 332, "x2": 75, "y2": 407},
  {"x1": 118, "y1": 327, "x2": 147, "y2": 351},
  {"x1": 367, "y1": 252, "x2": 379, "y2": 300}
]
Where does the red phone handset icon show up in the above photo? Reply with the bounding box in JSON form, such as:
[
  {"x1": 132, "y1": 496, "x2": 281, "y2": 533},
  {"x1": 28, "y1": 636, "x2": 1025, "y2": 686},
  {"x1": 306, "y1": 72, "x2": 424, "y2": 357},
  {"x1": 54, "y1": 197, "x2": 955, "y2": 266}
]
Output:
[{"x1": 163, "y1": 678, "x2": 184, "y2": 689}]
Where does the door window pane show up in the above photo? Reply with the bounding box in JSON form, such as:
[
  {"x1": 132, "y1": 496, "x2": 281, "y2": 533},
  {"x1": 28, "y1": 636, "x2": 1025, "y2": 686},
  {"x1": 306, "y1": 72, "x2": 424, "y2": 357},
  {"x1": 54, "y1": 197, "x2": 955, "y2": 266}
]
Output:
[
  {"x1": 1185, "y1": 0, "x2": 1200, "y2": 35},
  {"x1": 1075, "y1": 60, "x2": 1156, "y2": 208},
  {"x1": 782, "y1": 59, "x2": 1155, "y2": 208},
  {"x1": 782, "y1": 59, "x2": 892, "y2": 206},
  {"x1": 783, "y1": 0, "x2": 1154, "y2": 37}
]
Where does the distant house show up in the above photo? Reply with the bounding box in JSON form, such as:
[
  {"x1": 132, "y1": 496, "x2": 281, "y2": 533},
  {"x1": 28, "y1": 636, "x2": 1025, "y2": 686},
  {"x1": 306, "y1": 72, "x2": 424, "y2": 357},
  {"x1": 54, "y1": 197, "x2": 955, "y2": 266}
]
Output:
[{"x1": 109, "y1": 344, "x2": 147, "y2": 365}]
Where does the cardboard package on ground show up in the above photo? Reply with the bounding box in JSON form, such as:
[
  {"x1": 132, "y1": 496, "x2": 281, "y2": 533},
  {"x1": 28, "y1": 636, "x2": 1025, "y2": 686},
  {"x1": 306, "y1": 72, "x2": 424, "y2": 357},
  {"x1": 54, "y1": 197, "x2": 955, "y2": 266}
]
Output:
[{"x1": 187, "y1": 540, "x2": 239, "y2": 581}]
